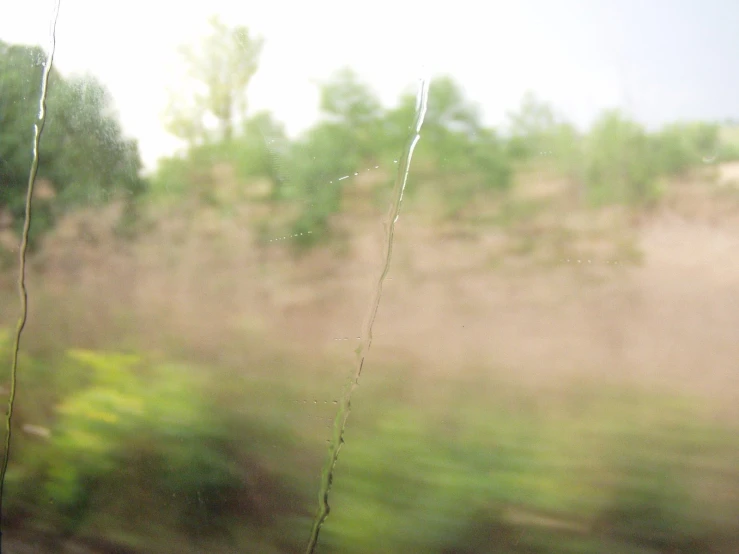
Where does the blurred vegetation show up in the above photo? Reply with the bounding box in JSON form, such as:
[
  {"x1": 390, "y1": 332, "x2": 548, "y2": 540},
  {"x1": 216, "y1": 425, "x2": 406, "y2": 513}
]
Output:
[
  {"x1": 146, "y1": 17, "x2": 739, "y2": 251},
  {"x1": 0, "y1": 39, "x2": 146, "y2": 250},
  {"x1": 3, "y1": 16, "x2": 739, "y2": 554},
  {"x1": 163, "y1": 15, "x2": 264, "y2": 147},
  {"x1": 2, "y1": 331, "x2": 310, "y2": 550},
  {"x1": 2, "y1": 329, "x2": 738, "y2": 552},
  {"x1": 2, "y1": 14, "x2": 738, "y2": 254}
]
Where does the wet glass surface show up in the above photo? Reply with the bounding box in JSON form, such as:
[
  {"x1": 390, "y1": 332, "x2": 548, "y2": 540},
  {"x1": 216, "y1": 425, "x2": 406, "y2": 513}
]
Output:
[{"x1": 0, "y1": 2, "x2": 738, "y2": 552}]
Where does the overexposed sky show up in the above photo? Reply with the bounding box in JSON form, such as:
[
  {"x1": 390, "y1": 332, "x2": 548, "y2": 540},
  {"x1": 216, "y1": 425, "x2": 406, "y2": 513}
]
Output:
[{"x1": 2, "y1": 0, "x2": 739, "y2": 171}]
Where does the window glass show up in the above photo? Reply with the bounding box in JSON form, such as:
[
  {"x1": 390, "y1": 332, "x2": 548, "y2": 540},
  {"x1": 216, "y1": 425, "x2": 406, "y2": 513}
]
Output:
[{"x1": 1, "y1": 1, "x2": 738, "y2": 552}]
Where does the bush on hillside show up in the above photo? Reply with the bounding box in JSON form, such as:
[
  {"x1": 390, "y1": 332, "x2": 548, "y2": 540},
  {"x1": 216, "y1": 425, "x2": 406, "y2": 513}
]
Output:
[
  {"x1": 582, "y1": 110, "x2": 661, "y2": 207},
  {"x1": 652, "y1": 122, "x2": 720, "y2": 176}
]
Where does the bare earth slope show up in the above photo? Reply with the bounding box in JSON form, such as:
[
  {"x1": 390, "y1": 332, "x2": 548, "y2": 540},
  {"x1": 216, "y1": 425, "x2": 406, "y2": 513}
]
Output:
[{"x1": 2, "y1": 169, "x2": 738, "y2": 418}]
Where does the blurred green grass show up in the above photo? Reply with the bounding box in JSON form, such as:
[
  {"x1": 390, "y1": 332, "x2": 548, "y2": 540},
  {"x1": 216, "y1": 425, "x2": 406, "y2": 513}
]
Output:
[{"x1": 2, "y1": 329, "x2": 737, "y2": 553}]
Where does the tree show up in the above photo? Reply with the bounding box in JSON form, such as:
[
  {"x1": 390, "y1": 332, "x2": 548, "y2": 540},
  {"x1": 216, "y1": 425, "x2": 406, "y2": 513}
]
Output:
[
  {"x1": 238, "y1": 111, "x2": 291, "y2": 200},
  {"x1": 405, "y1": 76, "x2": 511, "y2": 192},
  {"x1": 506, "y1": 92, "x2": 573, "y2": 161},
  {"x1": 0, "y1": 40, "x2": 145, "y2": 246},
  {"x1": 282, "y1": 70, "x2": 386, "y2": 245},
  {"x1": 317, "y1": 67, "x2": 384, "y2": 163},
  {"x1": 164, "y1": 15, "x2": 264, "y2": 146},
  {"x1": 584, "y1": 110, "x2": 660, "y2": 206},
  {"x1": 653, "y1": 122, "x2": 720, "y2": 176},
  {"x1": 43, "y1": 75, "x2": 144, "y2": 204},
  {"x1": 0, "y1": 42, "x2": 53, "y2": 226},
  {"x1": 423, "y1": 76, "x2": 484, "y2": 139}
]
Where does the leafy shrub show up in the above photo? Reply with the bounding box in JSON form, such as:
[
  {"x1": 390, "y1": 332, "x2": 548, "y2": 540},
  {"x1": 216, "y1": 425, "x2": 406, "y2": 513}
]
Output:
[
  {"x1": 35, "y1": 350, "x2": 243, "y2": 535},
  {"x1": 582, "y1": 110, "x2": 661, "y2": 207},
  {"x1": 0, "y1": 40, "x2": 145, "y2": 249},
  {"x1": 394, "y1": 77, "x2": 512, "y2": 219},
  {"x1": 321, "y1": 380, "x2": 739, "y2": 554},
  {"x1": 286, "y1": 122, "x2": 359, "y2": 247},
  {"x1": 653, "y1": 122, "x2": 720, "y2": 176},
  {"x1": 321, "y1": 405, "x2": 511, "y2": 554},
  {"x1": 137, "y1": 362, "x2": 243, "y2": 530},
  {"x1": 42, "y1": 351, "x2": 145, "y2": 532},
  {"x1": 718, "y1": 124, "x2": 739, "y2": 161},
  {"x1": 151, "y1": 111, "x2": 289, "y2": 206}
]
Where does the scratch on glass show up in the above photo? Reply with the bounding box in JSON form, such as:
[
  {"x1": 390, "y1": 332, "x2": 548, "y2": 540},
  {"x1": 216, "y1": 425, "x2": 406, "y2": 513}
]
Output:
[
  {"x1": 304, "y1": 74, "x2": 430, "y2": 554},
  {"x1": 0, "y1": 2, "x2": 61, "y2": 551}
]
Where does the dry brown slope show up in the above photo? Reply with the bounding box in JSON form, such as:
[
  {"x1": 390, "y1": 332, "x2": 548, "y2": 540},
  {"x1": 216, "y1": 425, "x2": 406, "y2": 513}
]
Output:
[{"x1": 1, "y1": 172, "x2": 737, "y2": 416}]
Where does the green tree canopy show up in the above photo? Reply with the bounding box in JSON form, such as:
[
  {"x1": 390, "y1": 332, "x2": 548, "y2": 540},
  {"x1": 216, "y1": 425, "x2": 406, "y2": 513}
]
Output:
[
  {"x1": 505, "y1": 91, "x2": 578, "y2": 163},
  {"x1": 584, "y1": 110, "x2": 659, "y2": 206},
  {"x1": 406, "y1": 76, "x2": 511, "y2": 193},
  {"x1": 317, "y1": 67, "x2": 385, "y2": 164},
  {"x1": 164, "y1": 16, "x2": 264, "y2": 146},
  {"x1": 0, "y1": 40, "x2": 144, "y2": 245},
  {"x1": 653, "y1": 121, "x2": 720, "y2": 176}
]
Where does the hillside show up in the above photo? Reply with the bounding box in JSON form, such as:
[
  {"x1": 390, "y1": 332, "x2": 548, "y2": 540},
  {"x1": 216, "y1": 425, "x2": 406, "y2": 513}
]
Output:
[{"x1": 2, "y1": 163, "x2": 738, "y2": 419}]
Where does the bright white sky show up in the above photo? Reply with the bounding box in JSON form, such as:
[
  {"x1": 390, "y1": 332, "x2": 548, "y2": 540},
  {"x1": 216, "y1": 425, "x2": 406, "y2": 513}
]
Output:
[{"x1": 2, "y1": 0, "x2": 738, "y2": 171}]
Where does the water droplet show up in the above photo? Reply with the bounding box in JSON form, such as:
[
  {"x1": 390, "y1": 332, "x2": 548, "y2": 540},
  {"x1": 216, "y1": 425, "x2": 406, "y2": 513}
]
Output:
[{"x1": 306, "y1": 75, "x2": 429, "y2": 554}]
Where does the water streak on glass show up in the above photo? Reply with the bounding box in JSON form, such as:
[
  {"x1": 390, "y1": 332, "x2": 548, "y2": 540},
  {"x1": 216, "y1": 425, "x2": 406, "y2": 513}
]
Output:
[
  {"x1": 304, "y1": 74, "x2": 430, "y2": 554},
  {"x1": 0, "y1": 1, "x2": 61, "y2": 551}
]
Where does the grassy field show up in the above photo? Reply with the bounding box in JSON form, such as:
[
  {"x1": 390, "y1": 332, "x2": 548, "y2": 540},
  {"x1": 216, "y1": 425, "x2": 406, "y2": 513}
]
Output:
[{"x1": 1, "y1": 329, "x2": 738, "y2": 553}]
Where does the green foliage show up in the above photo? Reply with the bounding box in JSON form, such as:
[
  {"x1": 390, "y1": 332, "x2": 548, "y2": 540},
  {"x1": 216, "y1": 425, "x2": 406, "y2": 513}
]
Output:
[
  {"x1": 322, "y1": 405, "x2": 511, "y2": 554},
  {"x1": 506, "y1": 91, "x2": 559, "y2": 161},
  {"x1": 399, "y1": 76, "x2": 512, "y2": 218},
  {"x1": 718, "y1": 124, "x2": 739, "y2": 161},
  {"x1": 240, "y1": 111, "x2": 291, "y2": 200},
  {"x1": 0, "y1": 43, "x2": 51, "y2": 224},
  {"x1": 321, "y1": 381, "x2": 737, "y2": 554},
  {"x1": 283, "y1": 69, "x2": 388, "y2": 246},
  {"x1": 2, "y1": 328, "x2": 738, "y2": 552},
  {"x1": 43, "y1": 77, "x2": 145, "y2": 204},
  {"x1": 164, "y1": 15, "x2": 264, "y2": 145},
  {"x1": 0, "y1": 39, "x2": 145, "y2": 247},
  {"x1": 154, "y1": 44, "x2": 736, "y2": 252},
  {"x1": 504, "y1": 94, "x2": 585, "y2": 182},
  {"x1": 43, "y1": 351, "x2": 145, "y2": 532},
  {"x1": 652, "y1": 122, "x2": 720, "y2": 176},
  {"x1": 419, "y1": 76, "x2": 492, "y2": 172},
  {"x1": 582, "y1": 110, "x2": 661, "y2": 207},
  {"x1": 318, "y1": 68, "x2": 384, "y2": 163},
  {"x1": 35, "y1": 349, "x2": 242, "y2": 534},
  {"x1": 286, "y1": 122, "x2": 360, "y2": 246},
  {"x1": 151, "y1": 111, "x2": 289, "y2": 205}
]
